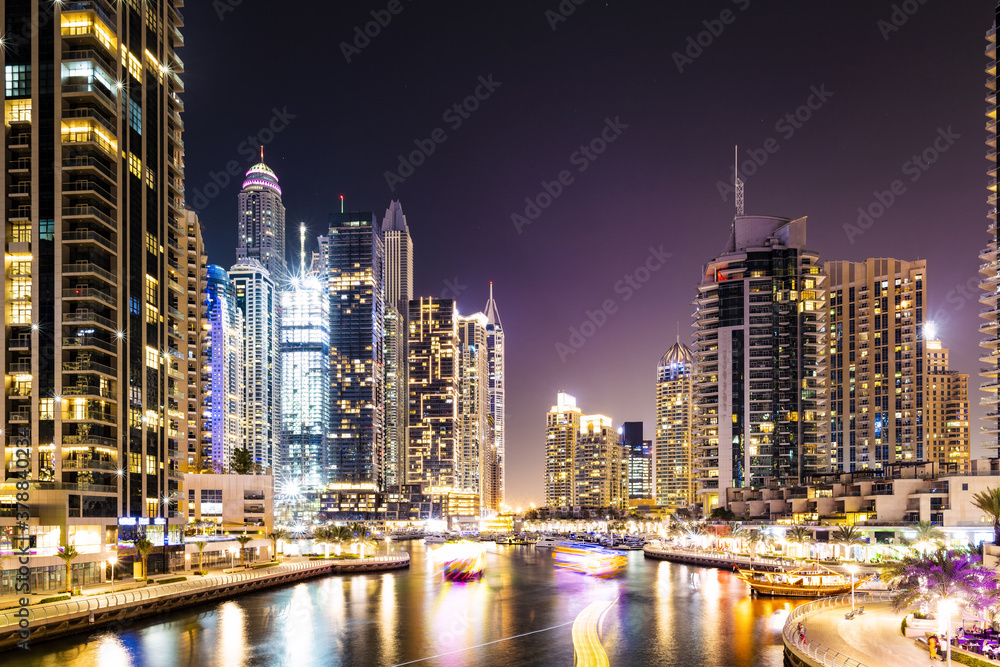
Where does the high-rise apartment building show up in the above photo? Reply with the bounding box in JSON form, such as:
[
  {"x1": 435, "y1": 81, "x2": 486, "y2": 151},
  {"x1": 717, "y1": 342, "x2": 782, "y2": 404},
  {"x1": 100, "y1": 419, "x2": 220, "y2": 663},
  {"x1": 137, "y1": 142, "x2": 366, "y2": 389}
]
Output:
[
  {"x1": 621, "y1": 421, "x2": 652, "y2": 500},
  {"x1": 982, "y1": 12, "x2": 1000, "y2": 456},
  {"x1": 230, "y1": 258, "x2": 278, "y2": 472},
  {"x1": 328, "y1": 211, "x2": 385, "y2": 487},
  {"x1": 926, "y1": 338, "x2": 971, "y2": 472},
  {"x1": 381, "y1": 201, "x2": 412, "y2": 487},
  {"x1": 407, "y1": 298, "x2": 458, "y2": 488},
  {"x1": 692, "y1": 215, "x2": 827, "y2": 512},
  {"x1": 577, "y1": 415, "x2": 626, "y2": 511},
  {"x1": 279, "y1": 274, "x2": 330, "y2": 492},
  {"x1": 206, "y1": 265, "x2": 244, "y2": 474},
  {"x1": 655, "y1": 341, "x2": 695, "y2": 509},
  {"x1": 1, "y1": 0, "x2": 187, "y2": 583},
  {"x1": 825, "y1": 259, "x2": 926, "y2": 471},
  {"x1": 237, "y1": 160, "x2": 286, "y2": 278},
  {"x1": 458, "y1": 313, "x2": 490, "y2": 512},
  {"x1": 183, "y1": 211, "x2": 209, "y2": 473},
  {"x1": 484, "y1": 283, "x2": 505, "y2": 505},
  {"x1": 545, "y1": 392, "x2": 581, "y2": 509}
]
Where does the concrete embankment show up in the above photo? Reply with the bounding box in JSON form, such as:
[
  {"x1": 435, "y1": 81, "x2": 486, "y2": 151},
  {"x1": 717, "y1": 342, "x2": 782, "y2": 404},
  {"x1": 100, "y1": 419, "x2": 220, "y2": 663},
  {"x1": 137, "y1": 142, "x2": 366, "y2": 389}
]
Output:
[
  {"x1": 642, "y1": 546, "x2": 792, "y2": 572},
  {"x1": 0, "y1": 554, "x2": 409, "y2": 651}
]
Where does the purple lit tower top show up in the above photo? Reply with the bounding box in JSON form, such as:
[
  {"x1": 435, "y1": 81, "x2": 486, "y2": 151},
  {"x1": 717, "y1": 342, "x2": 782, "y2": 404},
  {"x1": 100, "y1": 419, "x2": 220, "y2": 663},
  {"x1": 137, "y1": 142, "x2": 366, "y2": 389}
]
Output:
[{"x1": 237, "y1": 153, "x2": 287, "y2": 278}]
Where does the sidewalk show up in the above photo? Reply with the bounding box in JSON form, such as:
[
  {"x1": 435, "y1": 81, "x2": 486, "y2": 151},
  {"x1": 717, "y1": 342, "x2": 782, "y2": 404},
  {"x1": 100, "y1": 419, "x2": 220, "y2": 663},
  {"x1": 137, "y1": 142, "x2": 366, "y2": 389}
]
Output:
[
  {"x1": 802, "y1": 602, "x2": 945, "y2": 667},
  {"x1": 0, "y1": 556, "x2": 302, "y2": 611}
]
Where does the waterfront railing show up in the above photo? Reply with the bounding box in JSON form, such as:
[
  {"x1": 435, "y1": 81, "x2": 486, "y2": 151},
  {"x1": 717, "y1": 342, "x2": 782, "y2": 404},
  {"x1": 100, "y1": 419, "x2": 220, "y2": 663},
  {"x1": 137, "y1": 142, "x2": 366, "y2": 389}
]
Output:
[{"x1": 782, "y1": 592, "x2": 894, "y2": 667}]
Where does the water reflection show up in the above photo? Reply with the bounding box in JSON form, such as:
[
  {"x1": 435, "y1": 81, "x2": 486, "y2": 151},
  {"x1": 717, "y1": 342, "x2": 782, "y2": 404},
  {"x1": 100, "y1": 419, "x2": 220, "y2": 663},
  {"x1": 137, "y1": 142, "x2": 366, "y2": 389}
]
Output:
[{"x1": 6, "y1": 543, "x2": 789, "y2": 667}]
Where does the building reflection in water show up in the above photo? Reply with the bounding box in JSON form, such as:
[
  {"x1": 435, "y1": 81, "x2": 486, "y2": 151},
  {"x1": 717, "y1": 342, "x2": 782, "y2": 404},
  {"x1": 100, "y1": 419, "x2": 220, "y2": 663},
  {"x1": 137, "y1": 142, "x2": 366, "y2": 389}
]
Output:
[
  {"x1": 93, "y1": 633, "x2": 133, "y2": 667},
  {"x1": 283, "y1": 584, "x2": 315, "y2": 665},
  {"x1": 379, "y1": 572, "x2": 398, "y2": 662}
]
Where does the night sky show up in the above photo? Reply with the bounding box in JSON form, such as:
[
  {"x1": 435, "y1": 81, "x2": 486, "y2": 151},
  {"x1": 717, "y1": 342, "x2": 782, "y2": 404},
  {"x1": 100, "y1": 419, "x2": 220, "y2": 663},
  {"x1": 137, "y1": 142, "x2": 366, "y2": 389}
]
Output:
[{"x1": 182, "y1": 1, "x2": 996, "y2": 505}]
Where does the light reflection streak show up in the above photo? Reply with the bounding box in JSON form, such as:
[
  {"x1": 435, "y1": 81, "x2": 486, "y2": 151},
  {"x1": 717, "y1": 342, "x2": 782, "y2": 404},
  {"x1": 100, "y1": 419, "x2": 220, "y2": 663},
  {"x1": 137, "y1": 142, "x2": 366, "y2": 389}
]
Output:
[
  {"x1": 217, "y1": 601, "x2": 248, "y2": 666},
  {"x1": 92, "y1": 633, "x2": 133, "y2": 667},
  {"x1": 284, "y1": 583, "x2": 314, "y2": 665},
  {"x1": 379, "y1": 573, "x2": 398, "y2": 661}
]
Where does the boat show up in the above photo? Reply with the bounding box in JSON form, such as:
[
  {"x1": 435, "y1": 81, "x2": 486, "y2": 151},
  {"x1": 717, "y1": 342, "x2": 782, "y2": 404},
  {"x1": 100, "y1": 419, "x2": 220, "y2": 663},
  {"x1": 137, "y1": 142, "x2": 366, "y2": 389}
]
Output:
[
  {"x1": 424, "y1": 533, "x2": 447, "y2": 544},
  {"x1": 535, "y1": 536, "x2": 561, "y2": 548},
  {"x1": 734, "y1": 563, "x2": 874, "y2": 598}
]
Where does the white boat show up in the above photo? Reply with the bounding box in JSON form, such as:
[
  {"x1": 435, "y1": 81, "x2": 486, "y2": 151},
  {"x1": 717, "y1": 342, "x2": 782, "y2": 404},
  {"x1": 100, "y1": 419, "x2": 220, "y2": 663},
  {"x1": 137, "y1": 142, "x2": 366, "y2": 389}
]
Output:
[
  {"x1": 535, "y1": 536, "x2": 561, "y2": 548},
  {"x1": 424, "y1": 533, "x2": 447, "y2": 544}
]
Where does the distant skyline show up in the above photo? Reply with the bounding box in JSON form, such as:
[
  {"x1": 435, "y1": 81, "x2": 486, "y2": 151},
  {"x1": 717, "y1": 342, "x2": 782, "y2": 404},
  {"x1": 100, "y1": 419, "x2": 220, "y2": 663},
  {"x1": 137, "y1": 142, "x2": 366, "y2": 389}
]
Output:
[{"x1": 182, "y1": 2, "x2": 996, "y2": 504}]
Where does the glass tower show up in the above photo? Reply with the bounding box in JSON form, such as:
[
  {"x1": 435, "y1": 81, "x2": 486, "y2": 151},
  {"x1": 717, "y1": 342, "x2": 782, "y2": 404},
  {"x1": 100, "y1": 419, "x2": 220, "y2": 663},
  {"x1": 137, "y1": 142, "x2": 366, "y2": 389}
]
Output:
[
  {"x1": 205, "y1": 265, "x2": 244, "y2": 474},
  {"x1": 655, "y1": 341, "x2": 694, "y2": 509}
]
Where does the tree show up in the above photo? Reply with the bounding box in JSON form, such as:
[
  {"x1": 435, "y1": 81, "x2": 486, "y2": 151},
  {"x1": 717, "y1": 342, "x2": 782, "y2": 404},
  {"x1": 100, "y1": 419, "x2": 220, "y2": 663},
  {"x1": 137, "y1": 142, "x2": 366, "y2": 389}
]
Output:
[
  {"x1": 785, "y1": 525, "x2": 813, "y2": 558},
  {"x1": 832, "y1": 525, "x2": 867, "y2": 559},
  {"x1": 266, "y1": 529, "x2": 288, "y2": 561},
  {"x1": 710, "y1": 507, "x2": 737, "y2": 522},
  {"x1": 312, "y1": 527, "x2": 333, "y2": 556},
  {"x1": 230, "y1": 446, "x2": 258, "y2": 475},
  {"x1": 348, "y1": 523, "x2": 375, "y2": 557},
  {"x1": 889, "y1": 548, "x2": 1000, "y2": 618},
  {"x1": 235, "y1": 533, "x2": 254, "y2": 568},
  {"x1": 331, "y1": 525, "x2": 352, "y2": 555},
  {"x1": 133, "y1": 537, "x2": 154, "y2": 580},
  {"x1": 57, "y1": 544, "x2": 80, "y2": 593},
  {"x1": 195, "y1": 540, "x2": 207, "y2": 573},
  {"x1": 973, "y1": 487, "x2": 1000, "y2": 546}
]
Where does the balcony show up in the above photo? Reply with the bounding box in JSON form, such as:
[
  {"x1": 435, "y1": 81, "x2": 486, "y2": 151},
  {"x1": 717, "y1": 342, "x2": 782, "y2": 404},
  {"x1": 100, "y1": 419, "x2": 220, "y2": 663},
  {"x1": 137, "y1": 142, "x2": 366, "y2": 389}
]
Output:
[
  {"x1": 63, "y1": 229, "x2": 117, "y2": 253},
  {"x1": 63, "y1": 205, "x2": 115, "y2": 229},
  {"x1": 62, "y1": 262, "x2": 115, "y2": 284},
  {"x1": 62, "y1": 356, "x2": 116, "y2": 376},
  {"x1": 62, "y1": 458, "x2": 118, "y2": 472}
]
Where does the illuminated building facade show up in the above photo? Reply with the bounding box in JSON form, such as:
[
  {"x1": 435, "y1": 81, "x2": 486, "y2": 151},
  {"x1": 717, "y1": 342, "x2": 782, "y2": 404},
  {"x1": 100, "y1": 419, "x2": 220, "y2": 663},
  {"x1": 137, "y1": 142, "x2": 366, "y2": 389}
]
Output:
[
  {"x1": 0, "y1": 0, "x2": 187, "y2": 583},
  {"x1": 279, "y1": 275, "x2": 330, "y2": 492},
  {"x1": 328, "y1": 211, "x2": 385, "y2": 487},
  {"x1": 237, "y1": 160, "x2": 286, "y2": 279},
  {"x1": 184, "y1": 211, "x2": 209, "y2": 473},
  {"x1": 656, "y1": 340, "x2": 694, "y2": 509},
  {"x1": 230, "y1": 259, "x2": 278, "y2": 472},
  {"x1": 205, "y1": 265, "x2": 244, "y2": 475},
  {"x1": 576, "y1": 415, "x2": 626, "y2": 511},
  {"x1": 382, "y1": 201, "x2": 412, "y2": 487},
  {"x1": 621, "y1": 421, "x2": 652, "y2": 500},
  {"x1": 407, "y1": 298, "x2": 458, "y2": 488},
  {"x1": 982, "y1": 12, "x2": 1000, "y2": 456},
  {"x1": 458, "y1": 313, "x2": 490, "y2": 513},
  {"x1": 545, "y1": 392, "x2": 581, "y2": 509},
  {"x1": 693, "y1": 215, "x2": 828, "y2": 512},
  {"x1": 484, "y1": 283, "x2": 505, "y2": 507},
  {"x1": 825, "y1": 259, "x2": 926, "y2": 471},
  {"x1": 925, "y1": 338, "x2": 970, "y2": 472}
]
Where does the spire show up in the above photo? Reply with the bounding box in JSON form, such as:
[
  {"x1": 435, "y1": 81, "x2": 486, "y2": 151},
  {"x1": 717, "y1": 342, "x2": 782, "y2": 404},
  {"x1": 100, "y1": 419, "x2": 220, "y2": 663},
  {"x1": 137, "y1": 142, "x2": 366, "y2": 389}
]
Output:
[
  {"x1": 381, "y1": 200, "x2": 408, "y2": 233},
  {"x1": 299, "y1": 223, "x2": 306, "y2": 276},
  {"x1": 484, "y1": 281, "x2": 503, "y2": 328}
]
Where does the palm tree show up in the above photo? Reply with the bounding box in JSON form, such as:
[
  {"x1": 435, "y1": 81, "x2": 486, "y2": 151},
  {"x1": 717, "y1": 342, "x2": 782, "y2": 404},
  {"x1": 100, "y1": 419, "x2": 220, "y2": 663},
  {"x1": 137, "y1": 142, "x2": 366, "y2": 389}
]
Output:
[
  {"x1": 266, "y1": 528, "x2": 288, "y2": 561},
  {"x1": 785, "y1": 525, "x2": 813, "y2": 559},
  {"x1": 832, "y1": 525, "x2": 867, "y2": 560},
  {"x1": 133, "y1": 537, "x2": 154, "y2": 580},
  {"x1": 889, "y1": 548, "x2": 1000, "y2": 618},
  {"x1": 194, "y1": 540, "x2": 207, "y2": 573},
  {"x1": 235, "y1": 533, "x2": 254, "y2": 568},
  {"x1": 331, "y1": 525, "x2": 352, "y2": 556},
  {"x1": 909, "y1": 520, "x2": 946, "y2": 549},
  {"x1": 312, "y1": 527, "x2": 333, "y2": 556},
  {"x1": 57, "y1": 544, "x2": 80, "y2": 593},
  {"x1": 972, "y1": 487, "x2": 1000, "y2": 545}
]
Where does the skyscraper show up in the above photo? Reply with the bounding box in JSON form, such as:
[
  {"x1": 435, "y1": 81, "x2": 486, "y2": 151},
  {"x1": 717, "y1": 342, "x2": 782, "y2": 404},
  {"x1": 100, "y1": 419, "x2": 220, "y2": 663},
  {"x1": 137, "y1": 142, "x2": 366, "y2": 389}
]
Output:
[
  {"x1": 982, "y1": 12, "x2": 1000, "y2": 456},
  {"x1": 621, "y1": 421, "x2": 652, "y2": 500},
  {"x1": 576, "y1": 415, "x2": 626, "y2": 511},
  {"x1": 656, "y1": 340, "x2": 694, "y2": 509},
  {"x1": 237, "y1": 159, "x2": 287, "y2": 278},
  {"x1": 925, "y1": 337, "x2": 971, "y2": 472},
  {"x1": 545, "y1": 393, "x2": 581, "y2": 509},
  {"x1": 206, "y1": 265, "x2": 244, "y2": 474},
  {"x1": 484, "y1": 283, "x2": 505, "y2": 505},
  {"x1": 1, "y1": 0, "x2": 186, "y2": 581},
  {"x1": 825, "y1": 259, "x2": 926, "y2": 471},
  {"x1": 230, "y1": 259, "x2": 278, "y2": 472},
  {"x1": 279, "y1": 274, "x2": 330, "y2": 492},
  {"x1": 458, "y1": 313, "x2": 490, "y2": 512},
  {"x1": 183, "y1": 211, "x2": 209, "y2": 473},
  {"x1": 328, "y1": 211, "x2": 385, "y2": 487},
  {"x1": 407, "y1": 298, "x2": 459, "y2": 488},
  {"x1": 692, "y1": 215, "x2": 828, "y2": 512},
  {"x1": 381, "y1": 201, "x2": 413, "y2": 487}
]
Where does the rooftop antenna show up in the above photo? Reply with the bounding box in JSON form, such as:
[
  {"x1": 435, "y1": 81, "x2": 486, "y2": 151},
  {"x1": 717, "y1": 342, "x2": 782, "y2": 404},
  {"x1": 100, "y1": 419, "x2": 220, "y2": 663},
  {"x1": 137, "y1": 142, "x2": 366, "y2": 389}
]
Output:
[
  {"x1": 299, "y1": 223, "x2": 306, "y2": 276},
  {"x1": 260, "y1": 145, "x2": 264, "y2": 163},
  {"x1": 340, "y1": 194, "x2": 344, "y2": 214},
  {"x1": 676, "y1": 322, "x2": 680, "y2": 344},
  {"x1": 734, "y1": 145, "x2": 745, "y2": 216}
]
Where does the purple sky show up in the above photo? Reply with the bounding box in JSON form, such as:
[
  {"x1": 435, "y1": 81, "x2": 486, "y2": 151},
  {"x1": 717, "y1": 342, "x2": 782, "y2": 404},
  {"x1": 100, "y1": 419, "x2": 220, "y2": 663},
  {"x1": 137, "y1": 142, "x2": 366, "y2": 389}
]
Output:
[{"x1": 183, "y1": 1, "x2": 996, "y2": 505}]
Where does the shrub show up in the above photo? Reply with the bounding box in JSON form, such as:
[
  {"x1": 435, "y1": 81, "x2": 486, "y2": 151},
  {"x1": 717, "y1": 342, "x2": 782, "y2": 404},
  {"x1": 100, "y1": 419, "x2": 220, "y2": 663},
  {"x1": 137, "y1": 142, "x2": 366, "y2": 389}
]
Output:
[
  {"x1": 901, "y1": 617, "x2": 908, "y2": 635},
  {"x1": 158, "y1": 577, "x2": 187, "y2": 584},
  {"x1": 39, "y1": 595, "x2": 71, "y2": 604}
]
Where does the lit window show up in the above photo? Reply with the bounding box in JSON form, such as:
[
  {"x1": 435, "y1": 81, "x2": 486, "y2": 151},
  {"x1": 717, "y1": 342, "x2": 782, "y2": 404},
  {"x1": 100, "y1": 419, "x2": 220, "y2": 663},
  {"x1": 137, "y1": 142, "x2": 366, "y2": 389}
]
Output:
[
  {"x1": 4, "y1": 65, "x2": 30, "y2": 98},
  {"x1": 146, "y1": 346, "x2": 160, "y2": 369},
  {"x1": 129, "y1": 153, "x2": 141, "y2": 178}
]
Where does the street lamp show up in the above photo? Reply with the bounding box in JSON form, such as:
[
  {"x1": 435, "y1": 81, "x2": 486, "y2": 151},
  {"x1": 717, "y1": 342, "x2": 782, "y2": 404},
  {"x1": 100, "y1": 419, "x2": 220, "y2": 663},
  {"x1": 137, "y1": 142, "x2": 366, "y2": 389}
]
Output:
[
  {"x1": 108, "y1": 555, "x2": 118, "y2": 594},
  {"x1": 940, "y1": 599, "x2": 955, "y2": 667},
  {"x1": 846, "y1": 564, "x2": 858, "y2": 614}
]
